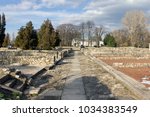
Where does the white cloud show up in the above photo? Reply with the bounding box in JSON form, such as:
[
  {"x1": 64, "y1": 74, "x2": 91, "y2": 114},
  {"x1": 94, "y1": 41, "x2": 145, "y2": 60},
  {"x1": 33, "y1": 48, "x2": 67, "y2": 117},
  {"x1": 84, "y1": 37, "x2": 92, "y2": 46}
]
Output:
[
  {"x1": 126, "y1": 0, "x2": 134, "y2": 3},
  {"x1": 59, "y1": 10, "x2": 103, "y2": 25},
  {"x1": 126, "y1": 0, "x2": 149, "y2": 4},
  {"x1": 83, "y1": 0, "x2": 150, "y2": 30},
  {"x1": 0, "y1": 0, "x2": 84, "y2": 11},
  {"x1": 1, "y1": 0, "x2": 150, "y2": 35},
  {"x1": 41, "y1": 0, "x2": 66, "y2": 5},
  {"x1": 0, "y1": 0, "x2": 35, "y2": 11}
]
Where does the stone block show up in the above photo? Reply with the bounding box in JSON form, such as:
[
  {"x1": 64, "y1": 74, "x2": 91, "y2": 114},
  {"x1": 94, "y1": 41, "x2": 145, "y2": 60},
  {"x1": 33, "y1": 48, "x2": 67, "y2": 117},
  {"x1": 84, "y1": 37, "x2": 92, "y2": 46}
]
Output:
[
  {"x1": 28, "y1": 87, "x2": 41, "y2": 95},
  {"x1": 2, "y1": 68, "x2": 9, "y2": 72}
]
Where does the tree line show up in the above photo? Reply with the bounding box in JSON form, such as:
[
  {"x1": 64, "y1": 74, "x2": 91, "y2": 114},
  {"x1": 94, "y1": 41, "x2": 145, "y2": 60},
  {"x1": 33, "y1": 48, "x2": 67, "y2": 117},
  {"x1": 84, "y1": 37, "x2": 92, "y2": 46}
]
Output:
[
  {"x1": 1, "y1": 10, "x2": 150, "y2": 49},
  {"x1": 15, "y1": 20, "x2": 106, "y2": 48},
  {"x1": 57, "y1": 21, "x2": 106, "y2": 47},
  {"x1": 111, "y1": 10, "x2": 150, "y2": 48},
  {"x1": 15, "y1": 19, "x2": 61, "y2": 50},
  {"x1": 0, "y1": 16, "x2": 61, "y2": 50},
  {"x1": 57, "y1": 10, "x2": 150, "y2": 48}
]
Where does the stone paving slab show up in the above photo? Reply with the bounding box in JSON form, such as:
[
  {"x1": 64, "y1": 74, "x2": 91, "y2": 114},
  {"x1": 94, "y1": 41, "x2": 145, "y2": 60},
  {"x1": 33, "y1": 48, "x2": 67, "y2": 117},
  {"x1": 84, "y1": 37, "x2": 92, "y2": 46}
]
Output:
[
  {"x1": 61, "y1": 94, "x2": 86, "y2": 100},
  {"x1": 43, "y1": 89, "x2": 62, "y2": 98},
  {"x1": 65, "y1": 81, "x2": 84, "y2": 88},
  {"x1": 35, "y1": 89, "x2": 62, "y2": 100},
  {"x1": 62, "y1": 88, "x2": 85, "y2": 95},
  {"x1": 61, "y1": 51, "x2": 86, "y2": 100}
]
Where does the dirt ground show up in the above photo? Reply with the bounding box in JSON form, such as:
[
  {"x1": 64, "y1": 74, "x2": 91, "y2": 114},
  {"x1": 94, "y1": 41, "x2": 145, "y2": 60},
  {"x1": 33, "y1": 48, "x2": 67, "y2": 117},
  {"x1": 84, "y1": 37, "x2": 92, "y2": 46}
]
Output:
[{"x1": 96, "y1": 56, "x2": 150, "y2": 88}]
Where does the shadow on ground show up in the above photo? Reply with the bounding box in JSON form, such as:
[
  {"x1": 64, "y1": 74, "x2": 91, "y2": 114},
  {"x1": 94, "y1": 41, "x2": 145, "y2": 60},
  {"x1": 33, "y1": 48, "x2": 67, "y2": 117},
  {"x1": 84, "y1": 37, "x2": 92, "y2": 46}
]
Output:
[
  {"x1": 36, "y1": 75, "x2": 116, "y2": 100},
  {"x1": 82, "y1": 76, "x2": 116, "y2": 100}
]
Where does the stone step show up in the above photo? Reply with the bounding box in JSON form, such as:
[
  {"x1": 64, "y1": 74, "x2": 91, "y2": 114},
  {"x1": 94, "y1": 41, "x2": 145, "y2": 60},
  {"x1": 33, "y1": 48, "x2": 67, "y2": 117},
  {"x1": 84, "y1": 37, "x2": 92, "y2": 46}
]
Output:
[
  {"x1": 13, "y1": 80, "x2": 24, "y2": 91},
  {"x1": 17, "y1": 83, "x2": 27, "y2": 91},
  {"x1": 0, "y1": 75, "x2": 10, "y2": 84},
  {"x1": 0, "y1": 84, "x2": 22, "y2": 95},
  {"x1": 38, "y1": 89, "x2": 62, "y2": 100},
  {"x1": 0, "y1": 74, "x2": 27, "y2": 94},
  {"x1": 4, "y1": 79, "x2": 16, "y2": 88}
]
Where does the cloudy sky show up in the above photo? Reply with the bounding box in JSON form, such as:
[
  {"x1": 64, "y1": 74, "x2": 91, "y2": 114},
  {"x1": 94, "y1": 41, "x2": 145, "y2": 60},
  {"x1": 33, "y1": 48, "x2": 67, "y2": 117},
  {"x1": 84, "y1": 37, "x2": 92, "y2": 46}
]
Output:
[{"x1": 0, "y1": 0, "x2": 150, "y2": 37}]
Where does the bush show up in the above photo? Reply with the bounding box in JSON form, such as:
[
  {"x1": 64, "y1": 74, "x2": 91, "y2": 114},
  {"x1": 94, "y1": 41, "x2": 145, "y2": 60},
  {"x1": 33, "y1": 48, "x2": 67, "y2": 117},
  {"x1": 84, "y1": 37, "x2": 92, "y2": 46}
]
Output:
[{"x1": 104, "y1": 34, "x2": 117, "y2": 47}]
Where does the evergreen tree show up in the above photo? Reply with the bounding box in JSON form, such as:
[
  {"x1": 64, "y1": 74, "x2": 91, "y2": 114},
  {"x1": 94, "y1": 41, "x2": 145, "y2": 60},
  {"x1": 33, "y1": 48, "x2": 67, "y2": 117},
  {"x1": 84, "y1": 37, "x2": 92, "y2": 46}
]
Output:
[
  {"x1": 38, "y1": 19, "x2": 54, "y2": 50},
  {"x1": 29, "y1": 30, "x2": 38, "y2": 49},
  {"x1": 15, "y1": 26, "x2": 26, "y2": 49},
  {"x1": 0, "y1": 13, "x2": 6, "y2": 47},
  {"x1": 15, "y1": 21, "x2": 38, "y2": 49},
  {"x1": 25, "y1": 21, "x2": 38, "y2": 49},
  {"x1": 25, "y1": 21, "x2": 33, "y2": 49},
  {"x1": 2, "y1": 33, "x2": 10, "y2": 47},
  {"x1": 104, "y1": 34, "x2": 117, "y2": 47},
  {"x1": 54, "y1": 31, "x2": 61, "y2": 47}
]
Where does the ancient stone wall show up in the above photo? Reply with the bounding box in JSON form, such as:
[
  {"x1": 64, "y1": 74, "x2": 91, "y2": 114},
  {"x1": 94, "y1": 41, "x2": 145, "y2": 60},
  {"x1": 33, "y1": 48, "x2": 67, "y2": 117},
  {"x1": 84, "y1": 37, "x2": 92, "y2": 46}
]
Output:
[
  {"x1": 0, "y1": 49, "x2": 71, "y2": 66},
  {"x1": 112, "y1": 63, "x2": 150, "y2": 68},
  {"x1": 84, "y1": 47, "x2": 150, "y2": 58},
  {"x1": 83, "y1": 47, "x2": 150, "y2": 69}
]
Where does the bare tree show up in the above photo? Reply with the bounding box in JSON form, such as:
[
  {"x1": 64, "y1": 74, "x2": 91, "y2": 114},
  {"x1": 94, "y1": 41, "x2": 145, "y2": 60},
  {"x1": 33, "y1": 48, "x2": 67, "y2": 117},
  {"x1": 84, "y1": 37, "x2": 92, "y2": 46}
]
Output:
[
  {"x1": 79, "y1": 22, "x2": 86, "y2": 46},
  {"x1": 112, "y1": 29, "x2": 129, "y2": 47},
  {"x1": 86, "y1": 21, "x2": 95, "y2": 46},
  {"x1": 95, "y1": 25, "x2": 106, "y2": 47},
  {"x1": 122, "y1": 10, "x2": 148, "y2": 47},
  {"x1": 142, "y1": 30, "x2": 150, "y2": 48},
  {"x1": 57, "y1": 24, "x2": 81, "y2": 46}
]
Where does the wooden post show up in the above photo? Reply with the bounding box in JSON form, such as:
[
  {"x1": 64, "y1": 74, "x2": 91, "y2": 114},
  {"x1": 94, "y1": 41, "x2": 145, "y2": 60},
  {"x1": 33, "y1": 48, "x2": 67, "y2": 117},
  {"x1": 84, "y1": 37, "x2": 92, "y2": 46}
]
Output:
[{"x1": 54, "y1": 56, "x2": 56, "y2": 63}]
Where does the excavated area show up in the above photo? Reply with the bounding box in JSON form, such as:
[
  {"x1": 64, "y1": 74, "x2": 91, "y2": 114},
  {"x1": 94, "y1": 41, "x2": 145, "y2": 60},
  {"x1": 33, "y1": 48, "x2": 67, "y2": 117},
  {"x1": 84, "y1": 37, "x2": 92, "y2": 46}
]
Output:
[{"x1": 33, "y1": 50, "x2": 138, "y2": 100}]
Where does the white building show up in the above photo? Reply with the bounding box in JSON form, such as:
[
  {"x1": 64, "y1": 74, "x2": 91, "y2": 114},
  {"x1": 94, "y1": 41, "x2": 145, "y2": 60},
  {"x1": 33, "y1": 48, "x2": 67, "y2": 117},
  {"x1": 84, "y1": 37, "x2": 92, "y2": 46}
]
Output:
[{"x1": 72, "y1": 38, "x2": 104, "y2": 47}]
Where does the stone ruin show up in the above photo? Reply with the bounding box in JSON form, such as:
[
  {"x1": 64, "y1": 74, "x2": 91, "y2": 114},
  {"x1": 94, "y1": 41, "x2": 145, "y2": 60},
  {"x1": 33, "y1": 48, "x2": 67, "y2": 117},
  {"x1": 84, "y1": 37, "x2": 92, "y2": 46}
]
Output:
[
  {"x1": 83, "y1": 47, "x2": 150, "y2": 88},
  {"x1": 0, "y1": 48, "x2": 72, "y2": 99},
  {"x1": 0, "y1": 50, "x2": 55, "y2": 66},
  {"x1": 84, "y1": 47, "x2": 150, "y2": 67},
  {"x1": 85, "y1": 47, "x2": 150, "y2": 58},
  {"x1": 0, "y1": 68, "x2": 28, "y2": 99}
]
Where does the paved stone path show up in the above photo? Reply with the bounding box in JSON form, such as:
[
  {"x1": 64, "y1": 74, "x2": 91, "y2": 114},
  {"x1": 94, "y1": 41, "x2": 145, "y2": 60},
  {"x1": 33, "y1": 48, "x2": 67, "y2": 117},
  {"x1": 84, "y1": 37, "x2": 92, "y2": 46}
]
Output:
[
  {"x1": 35, "y1": 49, "x2": 138, "y2": 100},
  {"x1": 61, "y1": 51, "x2": 86, "y2": 100}
]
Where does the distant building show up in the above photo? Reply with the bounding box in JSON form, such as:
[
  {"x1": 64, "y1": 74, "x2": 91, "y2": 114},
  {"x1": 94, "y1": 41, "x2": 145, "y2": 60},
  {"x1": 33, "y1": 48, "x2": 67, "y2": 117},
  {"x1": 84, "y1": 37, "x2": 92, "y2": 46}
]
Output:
[{"x1": 72, "y1": 38, "x2": 104, "y2": 47}]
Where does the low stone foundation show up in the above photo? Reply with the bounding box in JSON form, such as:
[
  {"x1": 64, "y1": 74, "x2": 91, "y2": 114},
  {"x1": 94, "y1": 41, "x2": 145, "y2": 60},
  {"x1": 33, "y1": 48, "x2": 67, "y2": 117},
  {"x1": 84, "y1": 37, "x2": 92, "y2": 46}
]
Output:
[
  {"x1": 84, "y1": 47, "x2": 150, "y2": 58},
  {"x1": 0, "y1": 49, "x2": 72, "y2": 66},
  {"x1": 0, "y1": 48, "x2": 73, "y2": 99},
  {"x1": 83, "y1": 47, "x2": 150, "y2": 89}
]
